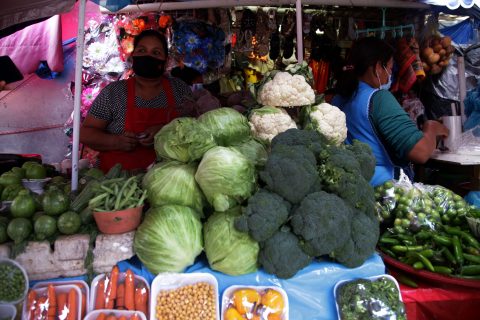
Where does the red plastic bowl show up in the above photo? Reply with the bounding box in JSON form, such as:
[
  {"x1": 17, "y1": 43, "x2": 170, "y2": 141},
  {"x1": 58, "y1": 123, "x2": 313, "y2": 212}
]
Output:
[{"x1": 93, "y1": 206, "x2": 143, "y2": 234}]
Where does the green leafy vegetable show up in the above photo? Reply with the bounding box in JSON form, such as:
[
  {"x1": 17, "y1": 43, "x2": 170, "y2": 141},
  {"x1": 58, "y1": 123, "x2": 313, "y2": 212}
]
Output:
[{"x1": 198, "y1": 108, "x2": 251, "y2": 146}]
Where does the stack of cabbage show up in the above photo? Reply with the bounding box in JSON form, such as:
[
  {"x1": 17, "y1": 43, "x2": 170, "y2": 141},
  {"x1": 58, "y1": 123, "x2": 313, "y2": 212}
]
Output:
[{"x1": 134, "y1": 108, "x2": 266, "y2": 275}]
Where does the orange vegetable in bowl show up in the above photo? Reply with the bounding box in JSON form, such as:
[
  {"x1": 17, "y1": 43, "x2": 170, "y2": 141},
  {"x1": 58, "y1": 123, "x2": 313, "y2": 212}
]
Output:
[
  {"x1": 261, "y1": 289, "x2": 284, "y2": 316},
  {"x1": 224, "y1": 307, "x2": 245, "y2": 320},
  {"x1": 233, "y1": 289, "x2": 261, "y2": 315}
]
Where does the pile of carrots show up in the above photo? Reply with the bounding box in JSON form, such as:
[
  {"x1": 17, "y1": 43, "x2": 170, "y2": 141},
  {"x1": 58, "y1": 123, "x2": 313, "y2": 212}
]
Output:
[
  {"x1": 94, "y1": 266, "x2": 148, "y2": 316},
  {"x1": 95, "y1": 312, "x2": 143, "y2": 320},
  {"x1": 25, "y1": 284, "x2": 86, "y2": 320}
]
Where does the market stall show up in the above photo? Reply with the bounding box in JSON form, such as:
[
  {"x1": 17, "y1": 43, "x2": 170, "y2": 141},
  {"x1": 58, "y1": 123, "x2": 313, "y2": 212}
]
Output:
[{"x1": 1, "y1": 1, "x2": 480, "y2": 320}]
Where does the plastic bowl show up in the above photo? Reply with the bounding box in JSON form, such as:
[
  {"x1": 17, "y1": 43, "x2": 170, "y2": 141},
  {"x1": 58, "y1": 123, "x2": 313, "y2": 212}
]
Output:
[
  {"x1": 150, "y1": 273, "x2": 219, "y2": 320},
  {"x1": 93, "y1": 206, "x2": 143, "y2": 234},
  {"x1": 221, "y1": 285, "x2": 289, "y2": 320},
  {"x1": 21, "y1": 178, "x2": 50, "y2": 194},
  {"x1": 0, "y1": 258, "x2": 29, "y2": 305},
  {"x1": 0, "y1": 304, "x2": 17, "y2": 320}
]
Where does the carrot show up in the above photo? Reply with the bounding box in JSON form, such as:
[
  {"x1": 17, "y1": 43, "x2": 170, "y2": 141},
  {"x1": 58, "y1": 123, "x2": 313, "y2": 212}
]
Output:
[
  {"x1": 134, "y1": 285, "x2": 148, "y2": 315},
  {"x1": 124, "y1": 269, "x2": 135, "y2": 311},
  {"x1": 130, "y1": 313, "x2": 140, "y2": 320},
  {"x1": 105, "y1": 315, "x2": 117, "y2": 320},
  {"x1": 118, "y1": 316, "x2": 127, "y2": 320},
  {"x1": 57, "y1": 292, "x2": 68, "y2": 319},
  {"x1": 95, "y1": 279, "x2": 106, "y2": 310},
  {"x1": 34, "y1": 296, "x2": 48, "y2": 320},
  {"x1": 47, "y1": 284, "x2": 57, "y2": 319},
  {"x1": 116, "y1": 283, "x2": 125, "y2": 309},
  {"x1": 26, "y1": 289, "x2": 37, "y2": 320},
  {"x1": 96, "y1": 312, "x2": 107, "y2": 320},
  {"x1": 81, "y1": 292, "x2": 87, "y2": 318},
  {"x1": 105, "y1": 266, "x2": 119, "y2": 309},
  {"x1": 67, "y1": 288, "x2": 77, "y2": 320}
]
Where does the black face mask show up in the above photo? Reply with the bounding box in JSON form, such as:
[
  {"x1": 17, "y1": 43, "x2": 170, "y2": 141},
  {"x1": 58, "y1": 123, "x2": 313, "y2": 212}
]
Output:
[{"x1": 132, "y1": 55, "x2": 166, "y2": 79}]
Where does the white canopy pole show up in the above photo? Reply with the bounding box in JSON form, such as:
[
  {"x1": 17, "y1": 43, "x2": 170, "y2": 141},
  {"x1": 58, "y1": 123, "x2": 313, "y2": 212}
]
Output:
[
  {"x1": 100, "y1": 0, "x2": 429, "y2": 13},
  {"x1": 296, "y1": 0, "x2": 303, "y2": 63},
  {"x1": 71, "y1": 0, "x2": 87, "y2": 191}
]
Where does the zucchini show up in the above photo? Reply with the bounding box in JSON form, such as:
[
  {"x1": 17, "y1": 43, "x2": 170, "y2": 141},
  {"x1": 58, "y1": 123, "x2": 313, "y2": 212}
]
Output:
[
  {"x1": 105, "y1": 163, "x2": 123, "y2": 179},
  {"x1": 70, "y1": 180, "x2": 101, "y2": 212}
]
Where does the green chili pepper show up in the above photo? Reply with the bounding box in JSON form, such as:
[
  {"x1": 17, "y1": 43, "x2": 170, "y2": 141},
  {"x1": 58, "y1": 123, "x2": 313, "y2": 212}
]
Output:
[
  {"x1": 460, "y1": 265, "x2": 480, "y2": 276},
  {"x1": 463, "y1": 253, "x2": 480, "y2": 264},
  {"x1": 432, "y1": 234, "x2": 452, "y2": 247},
  {"x1": 411, "y1": 252, "x2": 435, "y2": 272},
  {"x1": 452, "y1": 235, "x2": 464, "y2": 266},
  {"x1": 433, "y1": 265, "x2": 453, "y2": 275}
]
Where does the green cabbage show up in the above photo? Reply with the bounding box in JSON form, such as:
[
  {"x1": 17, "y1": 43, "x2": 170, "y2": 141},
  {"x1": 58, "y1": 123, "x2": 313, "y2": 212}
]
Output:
[
  {"x1": 231, "y1": 139, "x2": 268, "y2": 167},
  {"x1": 195, "y1": 146, "x2": 256, "y2": 212},
  {"x1": 198, "y1": 108, "x2": 251, "y2": 146},
  {"x1": 204, "y1": 207, "x2": 259, "y2": 275},
  {"x1": 154, "y1": 117, "x2": 216, "y2": 162},
  {"x1": 142, "y1": 161, "x2": 205, "y2": 215},
  {"x1": 134, "y1": 205, "x2": 203, "y2": 274}
]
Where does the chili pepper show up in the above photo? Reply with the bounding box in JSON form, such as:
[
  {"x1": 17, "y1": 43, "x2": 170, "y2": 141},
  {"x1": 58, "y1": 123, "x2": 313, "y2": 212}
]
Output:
[
  {"x1": 433, "y1": 266, "x2": 453, "y2": 275},
  {"x1": 432, "y1": 234, "x2": 452, "y2": 247},
  {"x1": 464, "y1": 247, "x2": 480, "y2": 256},
  {"x1": 379, "y1": 237, "x2": 400, "y2": 245},
  {"x1": 457, "y1": 275, "x2": 480, "y2": 280},
  {"x1": 413, "y1": 261, "x2": 424, "y2": 270},
  {"x1": 379, "y1": 247, "x2": 397, "y2": 259},
  {"x1": 441, "y1": 247, "x2": 456, "y2": 265},
  {"x1": 410, "y1": 252, "x2": 435, "y2": 272},
  {"x1": 396, "y1": 274, "x2": 418, "y2": 288},
  {"x1": 463, "y1": 253, "x2": 480, "y2": 264},
  {"x1": 452, "y1": 235, "x2": 464, "y2": 266},
  {"x1": 460, "y1": 265, "x2": 480, "y2": 276},
  {"x1": 391, "y1": 245, "x2": 424, "y2": 253},
  {"x1": 444, "y1": 226, "x2": 480, "y2": 249},
  {"x1": 415, "y1": 230, "x2": 433, "y2": 240}
]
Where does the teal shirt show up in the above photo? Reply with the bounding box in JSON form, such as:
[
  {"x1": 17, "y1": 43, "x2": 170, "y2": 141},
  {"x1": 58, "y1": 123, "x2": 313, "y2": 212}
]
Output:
[{"x1": 369, "y1": 90, "x2": 423, "y2": 166}]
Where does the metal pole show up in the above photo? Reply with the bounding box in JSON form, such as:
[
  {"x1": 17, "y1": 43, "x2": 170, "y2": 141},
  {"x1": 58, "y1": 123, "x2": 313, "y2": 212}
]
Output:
[
  {"x1": 296, "y1": 0, "x2": 303, "y2": 63},
  {"x1": 457, "y1": 56, "x2": 467, "y2": 126},
  {"x1": 71, "y1": 0, "x2": 87, "y2": 191}
]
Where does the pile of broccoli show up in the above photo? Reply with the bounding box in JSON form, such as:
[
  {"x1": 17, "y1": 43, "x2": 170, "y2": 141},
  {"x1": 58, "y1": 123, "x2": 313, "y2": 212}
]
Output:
[{"x1": 235, "y1": 128, "x2": 380, "y2": 279}]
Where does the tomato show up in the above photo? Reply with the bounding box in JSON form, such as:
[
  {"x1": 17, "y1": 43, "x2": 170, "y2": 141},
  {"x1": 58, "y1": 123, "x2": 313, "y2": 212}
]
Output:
[
  {"x1": 25, "y1": 164, "x2": 46, "y2": 180},
  {"x1": 57, "y1": 211, "x2": 81, "y2": 235},
  {"x1": 10, "y1": 190, "x2": 36, "y2": 218},
  {"x1": 34, "y1": 215, "x2": 57, "y2": 240},
  {"x1": 7, "y1": 218, "x2": 32, "y2": 244}
]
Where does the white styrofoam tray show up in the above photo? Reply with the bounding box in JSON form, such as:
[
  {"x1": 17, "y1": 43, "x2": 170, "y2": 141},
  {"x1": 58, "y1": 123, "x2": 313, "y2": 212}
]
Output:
[
  {"x1": 33, "y1": 280, "x2": 90, "y2": 313},
  {"x1": 333, "y1": 274, "x2": 403, "y2": 320},
  {"x1": 90, "y1": 272, "x2": 149, "y2": 315},
  {"x1": 84, "y1": 309, "x2": 147, "y2": 320},
  {"x1": 22, "y1": 284, "x2": 82, "y2": 320},
  {"x1": 150, "y1": 272, "x2": 219, "y2": 320},
  {"x1": 221, "y1": 285, "x2": 289, "y2": 320}
]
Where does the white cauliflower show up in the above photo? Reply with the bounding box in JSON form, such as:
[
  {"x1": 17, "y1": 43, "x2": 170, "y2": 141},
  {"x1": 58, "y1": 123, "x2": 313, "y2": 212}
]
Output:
[
  {"x1": 249, "y1": 106, "x2": 298, "y2": 142},
  {"x1": 304, "y1": 103, "x2": 347, "y2": 145},
  {"x1": 257, "y1": 72, "x2": 315, "y2": 107}
]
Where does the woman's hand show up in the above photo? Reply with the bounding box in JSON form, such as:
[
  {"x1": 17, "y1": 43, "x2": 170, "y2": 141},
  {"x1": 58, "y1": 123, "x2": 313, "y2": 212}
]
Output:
[
  {"x1": 138, "y1": 125, "x2": 163, "y2": 147},
  {"x1": 116, "y1": 131, "x2": 139, "y2": 151},
  {"x1": 423, "y1": 120, "x2": 449, "y2": 138}
]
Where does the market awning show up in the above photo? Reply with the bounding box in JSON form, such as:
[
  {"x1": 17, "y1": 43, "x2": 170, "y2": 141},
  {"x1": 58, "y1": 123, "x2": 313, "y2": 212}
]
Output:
[{"x1": 423, "y1": 0, "x2": 480, "y2": 10}]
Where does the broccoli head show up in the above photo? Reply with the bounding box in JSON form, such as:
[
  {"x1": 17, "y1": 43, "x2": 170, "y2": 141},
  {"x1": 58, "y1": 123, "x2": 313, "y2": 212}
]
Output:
[
  {"x1": 234, "y1": 189, "x2": 291, "y2": 242},
  {"x1": 258, "y1": 227, "x2": 312, "y2": 279},
  {"x1": 271, "y1": 128, "x2": 328, "y2": 158},
  {"x1": 331, "y1": 210, "x2": 380, "y2": 268},
  {"x1": 318, "y1": 145, "x2": 375, "y2": 214},
  {"x1": 346, "y1": 139, "x2": 376, "y2": 181},
  {"x1": 290, "y1": 191, "x2": 353, "y2": 257},
  {"x1": 259, "y1": 144, "x2": 318, "y2": 204}
]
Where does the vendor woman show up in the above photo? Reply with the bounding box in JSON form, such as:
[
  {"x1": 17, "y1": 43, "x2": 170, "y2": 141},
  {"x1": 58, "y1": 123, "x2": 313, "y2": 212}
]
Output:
[
  {"x1": 333, "y1": 37, "x2": 449, "y2": 186},
  {"x1": 80, "y1": 29, "x2": 193, "y2": 172}
]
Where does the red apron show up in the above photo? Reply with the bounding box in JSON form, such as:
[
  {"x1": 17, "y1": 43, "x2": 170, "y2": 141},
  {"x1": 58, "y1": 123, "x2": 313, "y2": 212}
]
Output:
[{"x1": 99, "y1": 77, "x2": 179, "y2": 172}]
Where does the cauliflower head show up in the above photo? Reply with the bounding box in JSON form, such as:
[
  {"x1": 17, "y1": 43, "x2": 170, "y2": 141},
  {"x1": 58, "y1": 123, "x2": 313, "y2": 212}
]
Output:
[
  {"x1": 249, "y1": 106, "x2": 297, "y2": 142},
  {"x1": 257, "y1": 72, "x2": 315, "y2": 107},
  {"x1": 304, "y1": 103, "x2": 347, "y2": 145}
]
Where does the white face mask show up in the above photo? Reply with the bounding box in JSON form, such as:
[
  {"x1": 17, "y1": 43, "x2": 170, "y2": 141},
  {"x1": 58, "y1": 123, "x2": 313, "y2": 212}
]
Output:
[{"x1": 376, "y1": 65, "x2": 392, "y2": 90}]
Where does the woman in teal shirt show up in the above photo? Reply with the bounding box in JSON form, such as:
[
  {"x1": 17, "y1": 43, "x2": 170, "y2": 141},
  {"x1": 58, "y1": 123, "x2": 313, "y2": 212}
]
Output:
[{"x1": 332, "y1": 37, "x2": 449, "y2": 186}]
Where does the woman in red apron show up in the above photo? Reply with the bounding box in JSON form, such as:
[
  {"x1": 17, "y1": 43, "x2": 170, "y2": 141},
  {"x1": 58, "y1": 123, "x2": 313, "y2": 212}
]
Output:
[{"x1": 80, "y1": 30, "x2": 190, "y2": 172}]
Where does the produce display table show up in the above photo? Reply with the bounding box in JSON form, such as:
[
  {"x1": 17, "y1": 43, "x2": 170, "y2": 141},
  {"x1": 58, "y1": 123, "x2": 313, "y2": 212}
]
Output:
[
  {"x1": 399, "y1": 280, "x2": 480, "y2": 320},
  {"x1": 427, "y1": 150, "x2": 480, "y2": 190},
  {"x1": 114, "y1": 254, "x2": 385, "y2": 320}
]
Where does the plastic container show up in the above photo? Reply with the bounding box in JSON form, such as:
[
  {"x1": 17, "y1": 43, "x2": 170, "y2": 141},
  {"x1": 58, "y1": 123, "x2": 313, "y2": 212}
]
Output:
[
  {"x1": 22, "y1": 284, "x2": 82, "y2": 320},
  {"x1": 93, "y1": 206, "x2": 143, "y2": 234},
  {"x1": 150, "y1": 273, "x2": 219, "y2": 320},
  {"x1": 90, "y1": 271, "x2": 149, "y2": 315},
  {"x1": 84, "y1": 309, "x2": 147, "y2": 320},
  {"x1": 221, "y1": 285, "x2": 289, "y2": 320},
  {"x1": 21, "y1": 178, "x2": 50, "y2": 194},
  {"x1": 0, "y1": 258, "x2": 29, "y2": 305},
  {"x1": 334, "y1": 274, "x2": 403, "y2": 320},
  {"x1": 0, "y1": 304, "x2": 17, "y2": 320},
  {"x1": 33, "y1": 280, "x2": 90, "y2": 312}
]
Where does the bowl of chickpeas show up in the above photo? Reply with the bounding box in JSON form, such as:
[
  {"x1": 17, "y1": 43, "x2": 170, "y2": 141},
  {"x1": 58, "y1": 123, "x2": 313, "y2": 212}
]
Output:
[{"x1": 150, "y1": 273, "x2": 219, "y2": 320}]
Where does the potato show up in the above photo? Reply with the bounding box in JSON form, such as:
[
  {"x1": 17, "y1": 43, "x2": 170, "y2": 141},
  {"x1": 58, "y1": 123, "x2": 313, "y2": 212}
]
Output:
[
  {"x1": 439, "y1": 48, "x2": 446, "y2": 57},
  {"x1": 428, "y1": 53, "x2": 440, "y2": 64},
  {"x1": 422, "y1": 47, "x2": 434, "y2": 59},
  {"x1": 439, "y1": 60, "x2": 450, "y2": 67},
  {"x1": 446, "y1": 45, "x2": 455, "y2": 54},
  {"x1": 433, "y1": 44, "x2": 443, "y2": 53}
]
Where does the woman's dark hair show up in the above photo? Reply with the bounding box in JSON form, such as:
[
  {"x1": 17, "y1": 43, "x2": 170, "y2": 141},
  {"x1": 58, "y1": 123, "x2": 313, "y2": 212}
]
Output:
[
  {"x1": 133, "y1": 29, "x2": 168, "y2": 56},
  {"x1": 336, "y1": 37, "x2": 394, "y2": 98}
]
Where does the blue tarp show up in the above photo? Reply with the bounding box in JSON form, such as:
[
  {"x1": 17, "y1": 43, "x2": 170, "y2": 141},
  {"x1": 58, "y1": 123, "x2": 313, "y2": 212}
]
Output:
[
  {"x1": 89, "y1": 0, "x2": 133, "y2": 12},
  {"x1": 440, "y1": 18, "x2": 480, "y2": 45}
]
